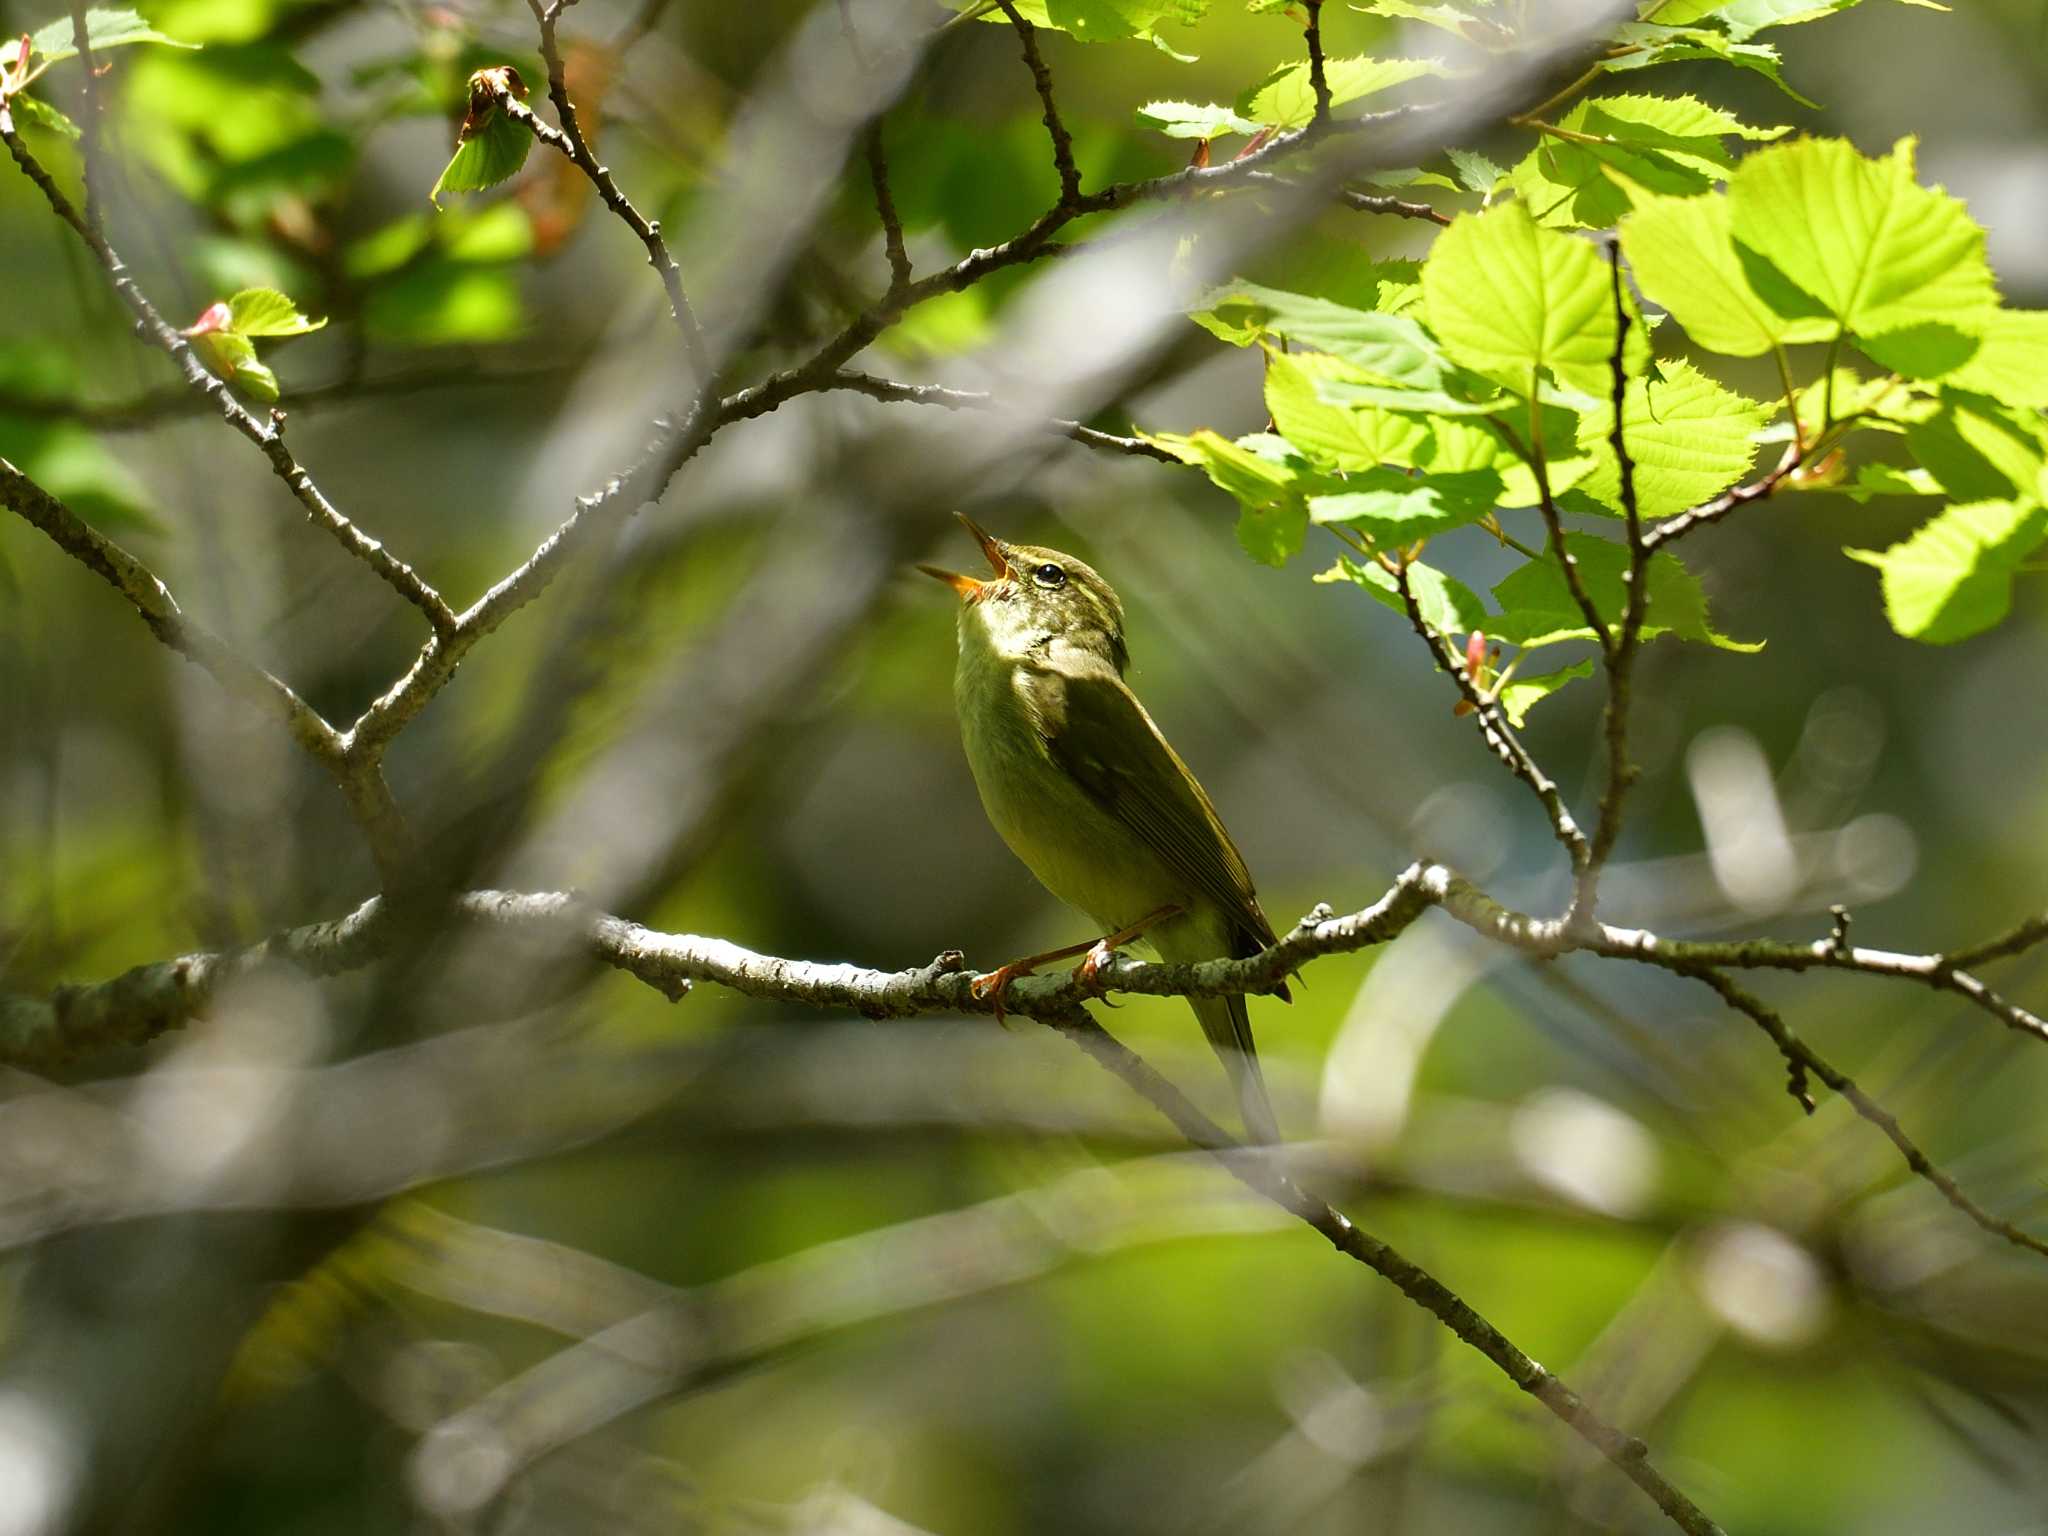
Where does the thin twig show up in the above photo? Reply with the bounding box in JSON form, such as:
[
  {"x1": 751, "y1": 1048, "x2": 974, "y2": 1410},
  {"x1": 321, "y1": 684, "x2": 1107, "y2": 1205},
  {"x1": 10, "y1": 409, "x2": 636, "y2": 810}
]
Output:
[
  {"x1": 1641, "y1": 448, "x2": 1804, "y2": 551},
  {"x1": 1337, "y1": 184, "x2": 1451, "y2": 224},
  {"x1": 1302, "y1": 0, "x2": 1332, "y2": 125},
  {"x1": 865, "y1": 119, "x2": 913, "y2": 295},
  {"x1": 0, "y1": 106, "x2": 457, "y2": 636},
  {"x1": 1392, "y1": 559, "x2": 1592, "y2": 867},
  {"x1": 1573, "y1": 240, "x2": 1644, "y2": 925},
  {"x1": 994, "y1": 0, "x2": 1081, "y2": 206},
  {"x1": 67, "y1": 0, "x2": 104, "y2": 238},
  {"x1": 512, "y1": 0, "x2": 710, "y2": 380},
  {"x1": 1522, "y1": 379, "x2": 1610, "y2": 658},
  {"x1": 1685, "y1": 970, "x2": 2048, "y2": 1261}
]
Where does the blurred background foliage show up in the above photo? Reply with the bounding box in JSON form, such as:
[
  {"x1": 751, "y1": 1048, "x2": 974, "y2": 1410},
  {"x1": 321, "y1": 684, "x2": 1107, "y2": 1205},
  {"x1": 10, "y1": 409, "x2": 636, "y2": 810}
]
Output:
[{"x1": 3, "y1": 0, "x2": 2048, "y2": 1532}]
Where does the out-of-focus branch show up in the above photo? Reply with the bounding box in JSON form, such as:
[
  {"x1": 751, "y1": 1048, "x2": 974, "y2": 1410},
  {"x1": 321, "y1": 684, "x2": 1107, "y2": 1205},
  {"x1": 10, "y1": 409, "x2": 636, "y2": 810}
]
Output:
[
  {"x1": 0, "y1": 107, "x2": 458, "y2": 637},
  {"x1": 0, "y1": 460, "x2": 339, "y2": 762},
  {"x1": 0, "y1": 361, "x2": 580, "y2": 432},
  {"x1": 494, "y1": 21, "x2": 710, "y2": 381},
  {"x1": 0, "y1": 462, "x2": 419, "y2": 883},
  {"x1": 821, "y1": 370, "x2": 1177, "y2": 460}
]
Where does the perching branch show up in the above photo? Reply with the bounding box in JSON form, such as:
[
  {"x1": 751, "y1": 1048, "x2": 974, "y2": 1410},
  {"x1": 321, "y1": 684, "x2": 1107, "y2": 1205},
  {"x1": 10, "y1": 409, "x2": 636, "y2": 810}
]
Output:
[{"x1": 0, "y1": 106, "x2": 458, "y2": 636}]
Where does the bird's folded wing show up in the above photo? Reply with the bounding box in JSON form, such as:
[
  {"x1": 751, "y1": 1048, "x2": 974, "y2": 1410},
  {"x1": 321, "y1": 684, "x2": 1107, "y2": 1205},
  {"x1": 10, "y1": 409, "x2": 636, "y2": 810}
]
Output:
[{"x1": 1032, "y1": 663, "x2": 1277, "y2": 954}]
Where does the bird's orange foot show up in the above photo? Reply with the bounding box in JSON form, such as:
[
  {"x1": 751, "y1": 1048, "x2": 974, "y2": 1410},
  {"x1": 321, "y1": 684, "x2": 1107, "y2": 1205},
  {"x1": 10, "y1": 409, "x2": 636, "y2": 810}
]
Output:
[
  {"x1": 969, "y1": 961, "x2": 1037, "y2": 1027},
  {"x1": 1072, "y1": 940, "x2": 1121, "y2": 1000}
]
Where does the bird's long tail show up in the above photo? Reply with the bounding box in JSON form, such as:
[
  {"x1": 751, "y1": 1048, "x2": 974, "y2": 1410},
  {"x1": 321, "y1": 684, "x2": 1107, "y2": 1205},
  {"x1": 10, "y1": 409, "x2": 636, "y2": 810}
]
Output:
[{"x1": 1190, "y1": 994, "x2": 1280, "y2": 1144}]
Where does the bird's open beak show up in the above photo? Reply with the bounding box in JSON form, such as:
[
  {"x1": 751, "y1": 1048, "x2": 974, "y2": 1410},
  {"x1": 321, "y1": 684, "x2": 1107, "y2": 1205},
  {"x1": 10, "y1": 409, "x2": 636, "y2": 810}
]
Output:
[{"x1": 918, "y1": 513, "x2": 1010, "y2": 601}]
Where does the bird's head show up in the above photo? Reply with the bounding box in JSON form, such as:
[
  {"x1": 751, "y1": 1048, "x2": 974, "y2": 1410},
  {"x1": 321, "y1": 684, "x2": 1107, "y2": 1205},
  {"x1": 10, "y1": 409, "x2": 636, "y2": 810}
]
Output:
[{"x1": 920, "y1": 514, "x2": 1128, "y2": 674}]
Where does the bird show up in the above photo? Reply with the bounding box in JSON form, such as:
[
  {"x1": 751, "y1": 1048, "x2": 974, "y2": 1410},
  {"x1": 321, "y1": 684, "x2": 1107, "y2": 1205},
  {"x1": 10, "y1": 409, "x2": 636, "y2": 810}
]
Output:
[{"x1": 921, "y1": 514, "x2": 1287, "y2": 1142}]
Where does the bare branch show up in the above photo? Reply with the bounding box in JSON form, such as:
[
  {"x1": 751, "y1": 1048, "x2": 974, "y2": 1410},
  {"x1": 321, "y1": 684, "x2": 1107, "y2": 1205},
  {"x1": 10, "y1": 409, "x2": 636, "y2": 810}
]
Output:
[
  {"x1": 1685, "y1": 969, "x2": 2048, "y2": 1262},
  {"x1": 493, "y1": 35, "x2": 710, "y2": 381},
  {"x1": 1641, "y1": 447, "x2": 1804, "y2": 551},
  {"x1": 0, "y1": 106, "x2": 457, "y2": 635},
  {"x1": 1947, "y1": 912, "x2": 2048, "y2": 971},
  {"x1": 66, "y1": 0, "x2": 105, "y2": 238},
  {"x1": 994, "y1": 0, "x2": 1082, "y2": 206}
]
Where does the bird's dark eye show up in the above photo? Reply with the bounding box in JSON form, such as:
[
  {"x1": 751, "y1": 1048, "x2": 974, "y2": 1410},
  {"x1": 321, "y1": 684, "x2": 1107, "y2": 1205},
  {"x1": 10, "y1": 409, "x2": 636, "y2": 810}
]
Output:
[{"x1": 1033, "y1": 563, "x2": 1067, "y2": 589}]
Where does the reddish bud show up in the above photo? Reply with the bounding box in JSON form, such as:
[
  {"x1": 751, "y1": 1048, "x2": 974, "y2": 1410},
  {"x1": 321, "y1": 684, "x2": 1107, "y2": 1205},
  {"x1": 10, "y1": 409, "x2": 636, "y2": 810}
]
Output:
[
  {"x1": 181, "y1": 302, "x2": 233, "y2": 338},
  {"x1": 1464, "y1": 629, "x2": 1487, "y2": 681}
]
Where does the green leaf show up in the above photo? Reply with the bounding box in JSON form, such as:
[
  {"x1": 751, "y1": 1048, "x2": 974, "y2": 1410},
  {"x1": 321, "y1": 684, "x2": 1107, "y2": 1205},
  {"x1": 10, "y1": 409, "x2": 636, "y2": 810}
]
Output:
[
  {"x1": 1945, "y1": 309, "x2": 2048, "y2": 406},
  {"x1": 15, "y1": 7, "x2": 195, "y2": 66},
  {"x1": 430, "y1": 88, "x2": 533, "y2": 208},
  {"x1": 1136, "y1": 100, "x2": 1262, "y2": 139},
  {"x1": 14, "y1": 93, "x2": 82, "y2": 139},
  {"x1": 1598, "y1": 22, "x2": 1816, "y2": 105},
  {"x1": 226, "y1": 287, "x2": 325, "y2": 337},
  {"x1": 1511, "y1": 93, "x2": 1788, "y2": 229},
  {"x1": 952, "y1": 0, "x2": 1210, "y2": 48},
  {"x1": 230, "y1": 357, "x2": 280, "y2": 402},
  {"x1": 1572, "y1": 359, "x2": 1770, "y2": 518},
  {"x1": 1499, "y1": 659, "x2": 1596, "y2": 726},
  {"x1": 1307, "y1": 467, "x2": 1504, "y2": 539},
  {"x1": 1727, "y1": 137, "x2": 1996, "y2": 373},
  {"x1": 1315, "y1": 554, "x2": 1489, "y2": 633},
  {"x1": 1446, "y1": 147, "x2": 1506, "y2": 193},
  {"x1": 1489, "y1": 535, "x2": 1761, "y2": 651},
  {"x1": 1146, "y1": 429, "x2": 1326, "y2": 564},
  {"x1": 1264, "y1": 351, "x2": 1433, "y2": 472},
  {"x1": 1654, "y1": 0, "x2": 1946, "y2": 44},
  {"x1": 1237, "y1": 55, "x2": 1446, "y2": 128},
  {"x1": 1236, "y1": 502, "x2": 1308, "y2": 565},
  {"x1": 1903, "y1": 395, "x2": 2048, "y2": 502},
  {"x1": 1844, "y1": 499, "x2": 2047, "y2": 643},
  {"x1": 1835, "y1": 463, "x2": 1941, "y2": 503},
  {"x1": 1621, "y1": 190, "x2": 1833, "y2": 355},
  {"x1": 1422, "y1": 200, "x2": 1647, "y2": 397},
  {"x1": 1196, "y1": 283, "x2": 1453, "y2": 385}
]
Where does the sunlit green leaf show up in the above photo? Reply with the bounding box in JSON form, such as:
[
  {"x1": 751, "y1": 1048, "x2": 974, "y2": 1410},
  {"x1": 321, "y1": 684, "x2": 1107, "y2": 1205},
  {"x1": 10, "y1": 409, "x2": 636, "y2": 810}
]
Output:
[
  {"x1": 1903, "y1": 394, "x2": 2048, "y2": 502},
  {"x1": 1727, "y1": 137, "x2": 1995, "y2": 373},
  {"x1": 1499, "y1": 659, "x2": 1595, "y2": 725},
  {"x1": 1423, "y1": 201, "x2": 1647, "y2": 396},
  {"x1": 1315, "y1": 554, "x2": 1489, "y2": 633},
  {"x1": 1308, "y1": 467, "x2": 1504, "y2": 538},
  {"x1": 1264, "y1": 350, "x2": 1433, "y2": 471},
  {"x1": 1136, "y1": 100, "x2": 1262, "y2": 139},
  {"x1": 1621, "y1": 191, "x2": 1833, "y2": 355},
  {"x1": 1489, "y1": 535, "x2": 1761, "y2": 651},
  {"x1": 13, "y1": 93, "x2": 81, "y2": 139},
  {"x1": 1945, "y1": 309, "x2": 2048, "y2": 406},
  {"x1": 226, "y1": 287, "x2": 324, "y2": 337},
  {"x1": 1237, "y1": 55, "x2": 1446, "y2": 129},
  {"x1": 1573, "y1": 360, "x2": 1770, "y2": 517},
  {"x1": 1196, "y1": 283, "x2": 1452, "y2": 385},
  {"x1": 16, "y1": 7, "x2": 194, "y2": 67},
  {"x1": 1844, "y1": 498, "x2": 2046, "y2": 643},
  {"x1": 1513, "y1": 93, "x2": 1788, "y2": 229}
]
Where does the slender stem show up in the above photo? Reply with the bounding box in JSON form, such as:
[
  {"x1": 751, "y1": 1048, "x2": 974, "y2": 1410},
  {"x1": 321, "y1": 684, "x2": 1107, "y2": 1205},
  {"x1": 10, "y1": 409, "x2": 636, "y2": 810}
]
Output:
[
  {"x1": 994, "y1": 0, "x2": 1082, "y2": 205},
  {"x1": 1303, "y1": 0, "x2": 1332, "y2": 125}
]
